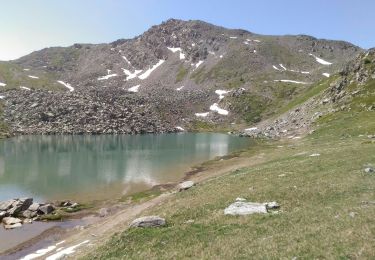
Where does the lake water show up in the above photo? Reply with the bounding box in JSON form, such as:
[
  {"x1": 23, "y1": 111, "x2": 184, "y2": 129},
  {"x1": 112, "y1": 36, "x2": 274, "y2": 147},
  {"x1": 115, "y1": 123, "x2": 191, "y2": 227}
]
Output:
[{"x1": 0, "y1": 133, "x2": 251, "y2": 202}]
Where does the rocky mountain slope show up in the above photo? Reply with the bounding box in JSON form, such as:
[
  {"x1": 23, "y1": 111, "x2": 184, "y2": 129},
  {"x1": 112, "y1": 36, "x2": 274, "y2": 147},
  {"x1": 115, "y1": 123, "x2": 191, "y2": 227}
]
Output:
[{"x1": 0, "y1": 19, "x2": 364, "y2": 136}]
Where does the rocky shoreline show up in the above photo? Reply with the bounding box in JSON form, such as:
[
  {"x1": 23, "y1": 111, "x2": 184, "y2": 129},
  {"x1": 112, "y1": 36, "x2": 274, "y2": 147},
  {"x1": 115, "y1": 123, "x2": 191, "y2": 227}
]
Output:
[{"x1": 0, "y1": 198, "x2": 80, "y2": 230}]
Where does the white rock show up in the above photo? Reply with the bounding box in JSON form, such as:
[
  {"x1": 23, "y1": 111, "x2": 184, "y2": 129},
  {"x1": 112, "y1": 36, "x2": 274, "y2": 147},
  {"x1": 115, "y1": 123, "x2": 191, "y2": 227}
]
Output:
[
  {"x1": 4, "y1": 223, "x2": 22, "y2": 229},
  {"x1": 224, "y1": 202, "x2": 267, "y2": 215},
  {"x1": 2, "y1": 217, "x2": 22, "y2": 225},
  {"x1": 178, "y1": 181, "x2": 195, "y2": 191},
  {"x1": 130, "y1": 216, "x2": 166, "y2": 227}
]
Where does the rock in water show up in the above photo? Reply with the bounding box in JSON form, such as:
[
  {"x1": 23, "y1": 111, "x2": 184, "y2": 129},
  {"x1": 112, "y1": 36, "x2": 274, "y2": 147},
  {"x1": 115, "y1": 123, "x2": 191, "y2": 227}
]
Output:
[
  {"x1": 0, "y1": 211, "x2": 7, "y2": 220},
  {"x1": 178, "y1": 181, "x2": 195, "y2": 191},
  {"x1": 6, "y1": 198, "x2": 33, "y2": 216},
  {"x1": 4, "y1": 223, "x2": 22, "y2": 229},
  {"x1": 38, "y1": 204, "x2": 55, "y2": 215},
  {"x1": 224, "y1": 202, "x2": 268, "y2": 215},
  {"x1": 2, "y1": 217, "x2": 22, "y2": 225},
  {"x1": 28, "y1": 203, "x2": 40, "y2": 212},
  {"x1": 0, "y1": 200, "x2": 16, "y2": 211},
  {"x1": 130, "y1": 216, "x2": 166, "y2": 227}
]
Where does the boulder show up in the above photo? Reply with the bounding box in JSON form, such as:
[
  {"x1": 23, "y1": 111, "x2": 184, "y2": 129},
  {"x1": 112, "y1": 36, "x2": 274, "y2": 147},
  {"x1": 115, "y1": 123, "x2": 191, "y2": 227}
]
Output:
[
  {"x1": 38, "y1": 204, "x2": 55, "y2": 215},
  {"x1": 130, "y1": 216, "x2": 166, "y2": 228},
  {"x1": 99, "y1": 208, "x2": 108, "y2": 218},
  {"x1": 2, "y1": 217, "x2": 22, "y2": 225},
  {"x1": 224, "y1": 202, "x2": 268, "y2": 215},
  {"x1": 6, "y1": 198, "x2": 33, "y2": 216},
  {"x1": 22, "y1": 210, "x2": 38, "y2": 219},
  {"x1": 178, "y1": 181, "x2": 195, "y2": 191},
  {"x1": 0, "y1": 200, "x2": 16, "y2": 211},
  {"x1": 4, "y1": 223, "x2": 22, "y2": 229},
  {"x1": 28, "y1": 203, "x2": 40, "y2": 211},
  {"x1": 0, "y1": 211, "x2": 7, "y2": 220}
]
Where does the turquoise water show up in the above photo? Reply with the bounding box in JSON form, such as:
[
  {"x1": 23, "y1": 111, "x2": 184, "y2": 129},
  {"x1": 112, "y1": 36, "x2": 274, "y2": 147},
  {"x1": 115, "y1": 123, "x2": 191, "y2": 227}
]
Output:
[{"x1": 0, "y1": 133, "x2": 251, "y2": 202}]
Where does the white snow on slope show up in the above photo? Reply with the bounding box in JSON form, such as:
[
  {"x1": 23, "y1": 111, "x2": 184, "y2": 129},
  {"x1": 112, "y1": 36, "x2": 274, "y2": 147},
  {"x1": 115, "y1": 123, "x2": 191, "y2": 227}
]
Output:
[
  {"x1": 23, "y1": 68, "x2": 30, "y2": 71},
  {"x1": 229, "y1": 36, "x2": 238, "y2": 39},
  {"x1": 128, "y1": 85, "x2": 140, "y2": 92},
  {"x1": 122, "y1": 69, "x2": 142, "y2": 80},
  {"x1": 245, "y1": 127, "x2": 258, "y2": 132},
  {"x1": 98, "y1": 74, "x2": 117, "y2": 81},
  {"x1": 28, "y1": 75, "x2": 39, "y2": 79},
  {"x1": 21, "y1": 245, "x2": 57, "y2": 260},
  {"x1": 210, "y1": 103, "x2": 229, "y2": 115},
  {"x1": 309, "y1": 53, "x2": 332, "y2": 65},
  {"x1": 138, "y1": 60, "x2": 165, "y2": 80},
  {"x1": 57, "y1": 81, "x2": 74, "y2": 91},
  {"x1": 274, "y1": 80, "x2": 310, "y2": 85},
  {"x1": 175, "y1": 126, "x2": 185, "y2": 131},
  {"x1": 0, "y1": 96, "x2": 4, "y2": 99},
  {"x1": 193, "y1": 60, "x2": 204, "y2": 69},
  {"x1": 219, "y1": 55, "x2": 224, "y2": 59},
  {"x1": 45, "y1": 240, "x2": 90, "y2": 260},
  {"x1": 167, "y1": 47, "x2": 185, "y2": 60},
  {"x1": 0, "y1": 82, "x2": 6, "y2": 87},
  {"x1": 176, "y1": 86, "x2": 184, "y2": 91},
  {"x1": 122, "y1": 56, "x2": 132, "y2": 66},
  {"x1": 279, "y1": 64, "x2": 287, "y2": 71},
  {"x1": 215, "y1": 90, "x2": 230, "y2": 99},
  {"x1": 322, "y1": 73, "x2": 330, "y2": 78},
  {"x1": 20, "y1": 86, "x2": 31, "y2": 90},
  {"x1": 195, "y1": 112, "x2": 209, "y2": 117},
  {"x1": 273, "y1": 65, "x2": 281, "y2": 71},
  {"x1": 167, "y1": 47, "x2": 182, "y2": 53}
]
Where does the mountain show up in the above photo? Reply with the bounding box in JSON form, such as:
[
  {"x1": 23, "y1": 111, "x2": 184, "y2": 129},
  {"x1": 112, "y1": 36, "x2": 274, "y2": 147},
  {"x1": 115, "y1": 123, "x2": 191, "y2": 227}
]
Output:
[{"x1": 0, "y1": 19, "x2": 365, "y2": 136}]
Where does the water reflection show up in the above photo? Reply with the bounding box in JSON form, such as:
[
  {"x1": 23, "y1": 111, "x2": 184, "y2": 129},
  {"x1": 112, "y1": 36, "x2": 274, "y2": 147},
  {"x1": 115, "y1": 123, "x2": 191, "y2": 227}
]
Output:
[{"x1": 0, "y1": 134, "x2": 250, "y2": 201}]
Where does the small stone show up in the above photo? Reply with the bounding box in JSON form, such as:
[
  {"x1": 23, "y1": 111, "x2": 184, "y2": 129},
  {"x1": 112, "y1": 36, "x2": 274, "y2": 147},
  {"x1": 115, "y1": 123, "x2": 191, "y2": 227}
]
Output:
[
  {"x1": 178, "y1": 181, "x2": 195, "y2": 191},
  {"x1": 349, "y1": 212, "x2": 356, "y2": 218},
  {"x1": 235, "y1": 197, "x2": 246, "y2": 202},
  {"x1": 28, "y1": 203, "x2": 40, "y2": 212},
  {"x1": 364, "y1": 167, "x2": 374, "y2": 173},
  {"x1": 23, "y1": 218, "x2": 33, "y2": 224},
  {"x1": 99, "y1": 208, "x2": 108, "y2": 217},
  {"x1": 22, "y1": 210, "x2": 37, "y2": 219},
  {"x1": 130, "y1": 216, "x2": 166, "y2": 228},
  {"x1": 185, "y1": 219, "x2": 194, "y2": 224}
]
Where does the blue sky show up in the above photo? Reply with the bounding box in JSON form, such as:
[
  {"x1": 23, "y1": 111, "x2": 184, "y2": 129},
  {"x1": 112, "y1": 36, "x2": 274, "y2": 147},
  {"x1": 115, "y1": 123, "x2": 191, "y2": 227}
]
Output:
[{"x1": 0, "y1": 0, "x2": 374, "y2": 60}]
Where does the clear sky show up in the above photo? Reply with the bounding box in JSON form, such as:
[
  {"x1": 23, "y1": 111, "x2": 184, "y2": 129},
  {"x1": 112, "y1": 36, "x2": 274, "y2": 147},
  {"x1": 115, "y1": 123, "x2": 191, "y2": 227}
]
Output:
[{"x1": 0, "y1": 0, "x2": 374, "y2": 61}]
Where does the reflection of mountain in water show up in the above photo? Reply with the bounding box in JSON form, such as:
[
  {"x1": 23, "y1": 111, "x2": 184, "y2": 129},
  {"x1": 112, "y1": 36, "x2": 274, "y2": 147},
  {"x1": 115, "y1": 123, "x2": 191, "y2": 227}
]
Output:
[{"x1": 0, "y1": 134, "x2": 250, "y2": 201}]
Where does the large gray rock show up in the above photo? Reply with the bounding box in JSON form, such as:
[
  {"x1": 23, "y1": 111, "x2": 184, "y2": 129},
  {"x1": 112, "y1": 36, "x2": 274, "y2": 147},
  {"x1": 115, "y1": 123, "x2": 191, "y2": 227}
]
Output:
[
  {"x1": 38, "y1": 204, "x2": 55, "y2": 215},
  {"x1": 178, "y1": 181, "x2": 195, "y2": 191},
  {"x1": 22, "y1": 210, "x2": 38, "y2": 219},
  {"x1": 28, "y1": 203, "x2": 40, "y2": 211},
  {"x1": 0, "y1": 200, "x2": 16, "y2": 211},
  {"x1": 130, "y1": 216, "x2": 166, "y2": 228},
  {"x1": 224, "y1": 202, "x2": 268, "y2": 215},
  {"x1": 6, "y1": 198, "x2": 33, "y2": 216}
]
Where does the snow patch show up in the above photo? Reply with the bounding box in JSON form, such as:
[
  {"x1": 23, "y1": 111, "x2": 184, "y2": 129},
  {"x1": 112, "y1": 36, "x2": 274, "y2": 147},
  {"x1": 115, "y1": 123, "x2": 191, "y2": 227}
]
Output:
[
  {"x1": 28, "y1": 75, "x2": 39, "y2": 79},
  {"x1": 20, "y1": 246, "x2": 57, "y2": 260},
  {"x1": 122, "y1": 69, "x2": 142, "y2": 80},
  {"x1": 322, "y1": 73, "x2": 330, "y2": 78},
  {"x1": 193, "y1": 60, "x2": 204, "y2": 69},
  {"x1": 219, "y1": 55, "x2": 224, "y2": 59},
  {"x1": 167, "y1": 47, "x2": 182, "y2": 53},
  {"x1": 175, "y1": 126, "x2": 185, "y2": 131},
  {"x1": 215, "y1": 89, "x2": 230, "y2": 99},
  {"x1": 309, "y1": 153, "x2": 320, "y2": 157},
  {"x1": 210, "y1": 103, "x2": 229, "y2": 115},
  {"x1": 57, "y1": 81, "x2": 74, "y2": 91},
  {"x1": 0, "y1": 82, "x2": 6, "y2": 87},
  {"x1": 122, "y1": 56, "x2": 132, "y2": 66},
  {"x1": 229, "y1": 36, "x2": 238, "y2": 39},
  {"x1": 138, "y1": 60, "x2": 165, "y2": 80},
  {"x1": 176, "y1": 86, "x2": 184, "y2": 91},
  {"x1": 279, "y1": 64, "x2": 287, "y2": 71},
  {"x1": 128, "y1": 85, "x2": 140, "y2": 93},
  {"x1": 20, "y1": 86, "x2": 31, "y2": 90},
  {"x1": 23, "y1": 68, "x2": 30, "y2": 71},
  {"x1": 273, "y1": 65, "x2": 281, "y2": 71},
  {"x1": 195, "y1": 112, "x2": 209, "y2": 117},
  {"x1": 274, "y1": 80, "x2": 310, "y2": 84},
  {"x1": 245, "y1": 127, "x2": 258, "y2": 131},
  {"x1": 0, "y1": 95, "x2": 5, "y2": 99},
  {"x1": 45, "y1": 240, "x2": 90, "y2": 260},
  {"x1": 98, "y1": 74, "x2": 117, "y2": 81},
  {"x1": 309, "y1": 53, "x2": 332, "y2": 65}
]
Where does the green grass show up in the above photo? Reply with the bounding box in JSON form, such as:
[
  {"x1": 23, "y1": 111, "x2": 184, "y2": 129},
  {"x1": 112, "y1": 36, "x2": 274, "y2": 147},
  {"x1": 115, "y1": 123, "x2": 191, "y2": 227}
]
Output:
[
  {"x1": 83, "y1": 77, "x2": 375, "y2": 259},
  {"x1": 175, "y1": 65, "x2": 188, "y2": 83},
  {"x1": 120, "y1": 189, "x2": 163, "y2": 203},
  {"x1": 229, "y1": 93, "x2": 270, "y2": 123}
]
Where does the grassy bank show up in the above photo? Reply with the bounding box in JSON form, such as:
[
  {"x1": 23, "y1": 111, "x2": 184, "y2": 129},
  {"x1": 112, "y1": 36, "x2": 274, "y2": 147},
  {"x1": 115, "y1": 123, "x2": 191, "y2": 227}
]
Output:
[{"x1": 83, "y1": 106, "x2": 375, "y2": 259}]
